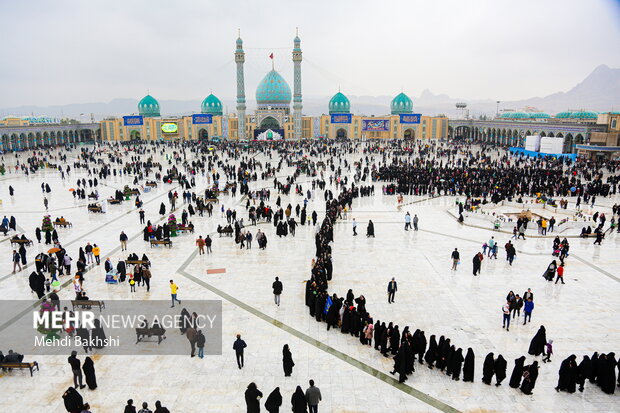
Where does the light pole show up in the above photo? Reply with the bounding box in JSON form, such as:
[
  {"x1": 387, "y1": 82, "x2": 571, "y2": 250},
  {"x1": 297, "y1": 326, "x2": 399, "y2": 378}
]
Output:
[{"x1": 496, "y1": 101, "x2": 500, "y2": 117}]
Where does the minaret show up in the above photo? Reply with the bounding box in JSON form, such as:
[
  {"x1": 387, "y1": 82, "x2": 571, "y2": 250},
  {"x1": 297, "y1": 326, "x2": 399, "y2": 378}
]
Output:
[
  {"x1": 235, "y1": 31, "x2": 246, "y2": 140},
  {"x1": 292, "y1": 28, "x2": 303, "y2": 140}
]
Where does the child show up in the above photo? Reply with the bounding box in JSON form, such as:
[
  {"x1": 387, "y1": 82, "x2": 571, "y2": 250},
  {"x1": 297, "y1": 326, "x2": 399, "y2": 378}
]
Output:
[
  {"x1": 555, "y1": 264, "x2": 565, "y2": 284},
  {"x1": 129, "y1": 274, "x2": 136, "y2": 292},
  {"x1": 543, "y1": 340, "x2": 553, "y2": 363}
]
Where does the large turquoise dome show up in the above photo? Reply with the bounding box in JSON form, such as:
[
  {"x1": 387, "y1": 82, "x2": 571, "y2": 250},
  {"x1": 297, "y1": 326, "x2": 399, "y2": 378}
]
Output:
[
  {"x1": 138, "y1": 94, "x2": 160, "y2": 117},
  {"x1": 201, "y1": 94, "x2": 223, "y2": 115},
  {"x1": 391, "y1": 92, "x2": 413, "y2": 115},
  {"x1": 256, "y1": 70, "x2": 291, "y2": 108},
  {"x1": 329, "y1": 92, "x2": 350, "y2": 114}
]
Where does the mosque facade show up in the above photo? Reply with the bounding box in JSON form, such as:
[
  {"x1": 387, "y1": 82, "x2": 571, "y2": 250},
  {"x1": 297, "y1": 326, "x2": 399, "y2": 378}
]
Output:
[{"x1": 98, "y1": 33, "x2": 448, "y2": 143}]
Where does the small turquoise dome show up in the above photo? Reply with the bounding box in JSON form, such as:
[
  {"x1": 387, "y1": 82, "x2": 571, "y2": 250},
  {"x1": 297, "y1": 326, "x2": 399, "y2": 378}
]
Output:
[
  {"x1": 555, "y1": 111, "x2": 572, "y2": 119},
  {"x1": 256, "y1": 70, "x2": 291, "y2": 108},
  {"x1": 329, "y1": 92, "x2": 350, "y2": 114},
  {"x1": 391, "y1": 92, "x2": 413, "y2": 115},
  {"x1": 138, "y1": 95, "x2": 160, "y2": 117},
  {"x1": 201, "y1": 94, "x2": 223, "y2": 115},
  {"x1": 570, "y1": 111, "x2": 598, "y2": 119},
  {"x1": 530, "y1": 112, "x2": 550, "y2": 119},
  {"x1": 236, "y1": 37, "x2": 243, "y2": 45}
]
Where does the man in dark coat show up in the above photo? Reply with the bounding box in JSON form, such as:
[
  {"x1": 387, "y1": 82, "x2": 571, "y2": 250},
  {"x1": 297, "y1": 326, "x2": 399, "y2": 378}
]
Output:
[
  {"x1": 463, "y1": 348, "x2": 475, "y2": 382},
  {"x1": 528, "y1": 325, "x2": 546, "y2": 356},
  {"x1": 509, "y1": 356, "x2": 526, "y2": 388},
  {"x1": 482, "y1": 352, "x2": 495, "y2": 385}
]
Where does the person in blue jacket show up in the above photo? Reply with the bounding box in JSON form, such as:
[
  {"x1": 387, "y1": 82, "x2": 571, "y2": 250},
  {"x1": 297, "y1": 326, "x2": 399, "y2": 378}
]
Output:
[{"x1": 523, "y1": 298, "x2": 534, "y2": 325}]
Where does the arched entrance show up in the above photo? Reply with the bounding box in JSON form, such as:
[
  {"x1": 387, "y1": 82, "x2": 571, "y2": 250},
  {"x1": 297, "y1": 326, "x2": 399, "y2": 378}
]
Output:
[
  {"x1": 336, "y1": 128, "x2": 347, "y2": 139},
  {"x1": 198, "y1": 128, "x2": 209, "y2": 141},
  {"x1": 130, "y1": 130, "x2": 141, "y2": 141},
  {"x1": 403, "y1": 128, "x2": 415, "y2": 140},
  {"x1": 564, "y1": 133, "x2": 574, "y2": 154},
  {"x1": 260, "y1": 117, "x2": 280, "y2": 130}
]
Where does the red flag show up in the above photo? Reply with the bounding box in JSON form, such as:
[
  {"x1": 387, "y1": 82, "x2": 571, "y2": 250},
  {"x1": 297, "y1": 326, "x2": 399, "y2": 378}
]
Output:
[{"x1": 269, "y1": 53, "x2": 274, "y2": 59}]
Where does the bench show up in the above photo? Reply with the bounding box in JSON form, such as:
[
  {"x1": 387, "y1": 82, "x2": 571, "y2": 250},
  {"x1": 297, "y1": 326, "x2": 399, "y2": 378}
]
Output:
[
  {"x1": 205, "y1": 198, "x2": 219, "y2": 203},
  {"x1": 145, "y1": 182, "x2": 157, "y2": 187},
  {"x1": 71, "y1": 300, "x2": 106, "y2": 312},
  {"x1": 218, "y1": 228, "x2": 234, "y2": 237},
  {"x1": 53, "y1": 221, "x2": 72, "y2": 228},
  {"x1": 88, "y1": 206, "x2": 103, "y2": 213},
  {"x1": 126, "y1": 259, "x2": 150, "y2": 266},
  {"x1": 150, "y1": 239, "x2": 172, "y2": 248},
  {"x1": 107, "y1": 199, "x2": 122, "y2": 205},
  {"x1": 87, "y1": 194, "x2": 99, "y2": 200},
  {"x1": 216, "y1": 189, "x2": 229, "y2": 196},
  {"x1": 126, "y1": 190, "x2": 140, "y2": 195},
  {"x1": 10, "y1": 239, "x2": 33, "y2": 247},
  {"x1": 135, "y1": 328, "x2": 166, "y2": 344},
  {"x1": 0, "y1": 361, "x2": 39, "y2": 377},
  {"x1": 177, "y1": 226, "x2": 195, "y2": 234}
]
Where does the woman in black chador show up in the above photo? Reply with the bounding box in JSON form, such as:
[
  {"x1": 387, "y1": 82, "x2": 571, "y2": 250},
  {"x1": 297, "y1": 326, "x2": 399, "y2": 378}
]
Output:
[
  {"x1": 82, "y1": 356, "x2": 97, "y2": 390},
  {"x1": 450, "y1": 347, "x2": 465, "y2": 381},
  {"x1": 462, "y1": 348, "x2": 475, "y2": 382},
  {"x1": 481, "y1": 352, "x2": 495, "y2": 385},
  {"x1": 494, "y1": 354, "x2": 507, "y2": 386},
  {"x1": 528, "y1": 326, "x2": 546, "y2": 356},
  {"x1": 509, "y1": 356, "x2": 526, "y2": 388},
  {"x1": 264, "y1": 387, "x2": 282, "y2": 413},
  {"x1": 424, "y1": 335, "x2": 438, "y2": 368},
  {"x1": 520, "y1": 361, "x2": 539, "y2": 395},
  {"x1": 282, "y1": 344, "x2": 294, "y2": 377}
]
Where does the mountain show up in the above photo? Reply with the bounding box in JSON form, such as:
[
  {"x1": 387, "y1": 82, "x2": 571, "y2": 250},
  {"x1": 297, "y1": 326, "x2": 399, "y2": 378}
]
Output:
[{"x1": 1, "y1": 65, "x2": 618, "y2": 120}]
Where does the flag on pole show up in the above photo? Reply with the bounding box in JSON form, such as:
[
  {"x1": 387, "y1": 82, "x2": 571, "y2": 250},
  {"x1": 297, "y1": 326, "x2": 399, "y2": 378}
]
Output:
[{"x1": 269, "y1": 53, "x2": 274, "y2": 59}]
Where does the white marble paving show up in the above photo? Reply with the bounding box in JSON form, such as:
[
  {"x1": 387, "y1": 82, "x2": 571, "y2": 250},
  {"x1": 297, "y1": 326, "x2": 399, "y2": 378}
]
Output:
[{"x1": 0, "y1": 145, "x2": 618, "y2": 413}]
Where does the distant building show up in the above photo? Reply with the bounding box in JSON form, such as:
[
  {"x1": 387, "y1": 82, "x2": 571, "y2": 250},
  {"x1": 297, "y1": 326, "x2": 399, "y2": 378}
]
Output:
[{"x1": 449, "y1": 109, "x2": 612, "y2": 154}]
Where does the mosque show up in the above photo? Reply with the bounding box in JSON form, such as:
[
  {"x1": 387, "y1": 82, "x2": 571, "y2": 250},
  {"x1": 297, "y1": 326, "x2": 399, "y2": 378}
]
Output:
[{"x1": 99, "y1": 33, "x2": 449, "y2": 142}]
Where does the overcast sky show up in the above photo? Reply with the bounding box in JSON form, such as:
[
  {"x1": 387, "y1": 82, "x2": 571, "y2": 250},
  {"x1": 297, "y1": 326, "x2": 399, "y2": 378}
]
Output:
[{"x1": 1, "y1": 0, "x2": 619, "y2": 107}]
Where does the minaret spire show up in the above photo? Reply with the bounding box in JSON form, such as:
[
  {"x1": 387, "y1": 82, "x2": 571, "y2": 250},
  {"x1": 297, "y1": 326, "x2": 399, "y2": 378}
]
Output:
[
  {"x1": 292, "y1": 30, "x2": 303, "y2": 139},
  {"x1": 235, "y1": 33, "x2": 246, "y2": 140}
]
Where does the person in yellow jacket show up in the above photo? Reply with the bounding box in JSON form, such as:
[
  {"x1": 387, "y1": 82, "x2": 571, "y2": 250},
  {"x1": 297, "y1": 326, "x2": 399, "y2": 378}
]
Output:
[{"x1": 92, "y1": 244, "x2": 101, "y2": 265}]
